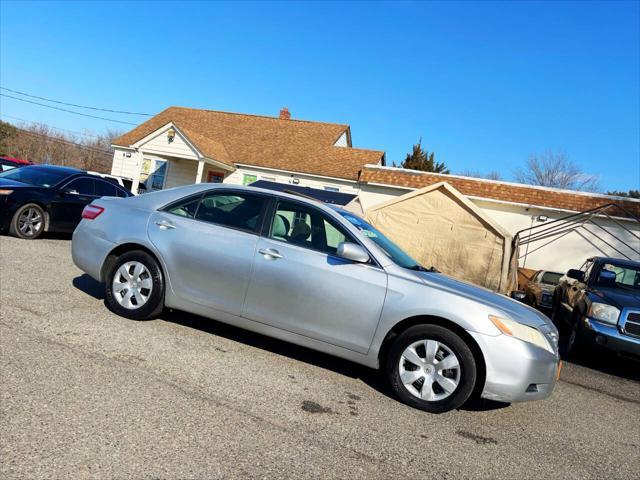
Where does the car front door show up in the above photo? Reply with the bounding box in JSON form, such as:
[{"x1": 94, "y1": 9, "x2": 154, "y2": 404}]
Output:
[
  {"x1": 147, "y1": 190, "x2": 267, "y2": 316},
  {"x1": 242, "y1": 200, "x2": 388, "y2": 354},
  {"x1": 51, "y1": 177, "x2": 97, "y2": 231}
]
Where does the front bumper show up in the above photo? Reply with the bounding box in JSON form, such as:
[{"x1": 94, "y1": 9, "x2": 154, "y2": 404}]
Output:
[
  {"x1": 581, "y1": 317, "x2": 640, "y2": 358},
  {"x1": 469, "y1": 331, "x2": 559, "y2": 403}
]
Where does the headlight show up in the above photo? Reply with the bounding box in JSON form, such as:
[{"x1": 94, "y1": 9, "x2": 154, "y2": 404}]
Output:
[
  {"x1": 489, "y1": 315, "x2": 554, "y2": 353},
  {"x1": 0, "y1": 189, "x2": 14, "y2": 195},
  {"x1": 588, "y1": 303, "x2": 620, "y2": 325}
]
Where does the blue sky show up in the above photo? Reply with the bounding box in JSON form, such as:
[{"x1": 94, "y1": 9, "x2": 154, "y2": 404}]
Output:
[{"x1": 1, "y1": 0, "x2": 638, "y2": 191}]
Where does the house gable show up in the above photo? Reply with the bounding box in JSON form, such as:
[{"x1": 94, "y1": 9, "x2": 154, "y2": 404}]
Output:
[{"x1": 133, "y1": 123, "x2": 201, "y2": 160}]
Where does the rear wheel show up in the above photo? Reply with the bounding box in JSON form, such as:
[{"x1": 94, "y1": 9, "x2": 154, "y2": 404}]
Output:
[
  {"x1": 10, "y1": 204, "x2": 45, "y2": 239},
  {"x1": 105, "y1": 250, "x2": 165, "y2": 320},
  {"x1": 386, "y1": 324, "x2": 477, "y2": 413}
]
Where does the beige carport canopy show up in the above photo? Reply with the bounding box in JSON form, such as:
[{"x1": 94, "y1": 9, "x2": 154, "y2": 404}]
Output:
[{"x1": 361, "y1": 182, "x2": 518, "y2": 293}]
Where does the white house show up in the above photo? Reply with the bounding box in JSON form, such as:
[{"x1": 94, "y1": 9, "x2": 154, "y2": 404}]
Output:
[{"x1": 110, "y1": 106, "x2": 384, "y2": 195}]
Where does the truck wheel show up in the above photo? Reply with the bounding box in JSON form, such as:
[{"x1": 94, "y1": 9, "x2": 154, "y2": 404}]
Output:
[
  {"x1": 385, "y1": 324, "x2": 477, "y2": 414},
  {"x1": 565, "y1": 312, "x2": 590, "y2": 359}
]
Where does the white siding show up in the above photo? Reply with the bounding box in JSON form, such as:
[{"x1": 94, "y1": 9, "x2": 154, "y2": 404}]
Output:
[
  {"x1": 358, "y1": 183, "x2": 640, "y2": 273},
  {"x1": 164, "y1": 157, "x2": 198, "y2": 189},
  {"x1": 139, "y1": 128, "x2": 200, "y2": 160},
  {"x1": 224, "y1": 165, "x2": 359, "y2": 193},
  {"x1": 334, "y1": 131, "x2": 348, "y2": 147},
  {"x1": 110, "y1": 147, "x2": 139, "y2": 180}
]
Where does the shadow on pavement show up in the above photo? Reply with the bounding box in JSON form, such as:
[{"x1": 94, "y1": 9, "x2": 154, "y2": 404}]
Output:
[
  {"x1": 69, "y1": 278, "x2": 523, "y2": 413},
  {"x1": 72, "y1": 274, "x2": 105, "y2": 300},
  {"x1": 161, "y1": 309, "x2": 503, "y2": 413}
]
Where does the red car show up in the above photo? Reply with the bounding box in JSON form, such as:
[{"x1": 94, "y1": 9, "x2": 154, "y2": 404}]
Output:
[{"x1": 0, "y1": 156, "x2": 33, "y2": 172}]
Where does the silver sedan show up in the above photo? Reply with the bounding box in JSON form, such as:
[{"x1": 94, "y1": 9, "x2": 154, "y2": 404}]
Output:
[{"x1": 72, "y1": 184, "x2": 560, "y2": 413}]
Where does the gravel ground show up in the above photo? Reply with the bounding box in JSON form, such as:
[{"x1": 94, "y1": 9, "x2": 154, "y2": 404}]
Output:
[{"x1": 1, "y1": 235, "x2": 639, "y2": 479}]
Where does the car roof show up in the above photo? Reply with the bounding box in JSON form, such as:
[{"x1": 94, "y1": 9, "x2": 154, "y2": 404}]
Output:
[
  {"x1": 589, "y1": 257, "x2": 640, "y2": 268},
  {"x1": 26, "y1": 164, "x2": 85, "y2": 174},
  {"x1": 123, "y1": 183, "x2": 347, "y2": 214}
]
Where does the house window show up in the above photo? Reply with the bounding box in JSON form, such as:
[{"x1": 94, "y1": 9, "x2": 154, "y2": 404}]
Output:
[
  {"x1": 242, "y1": 174, "x2": 257, "y2": 185},
  {"x1": 324, "y1": 186, "x2": 340, "y2": 192},
  {"x1": 147, "y1": 160, "x2": 167, "y2": 191}
]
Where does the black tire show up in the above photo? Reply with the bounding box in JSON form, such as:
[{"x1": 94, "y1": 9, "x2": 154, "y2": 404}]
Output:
[
  {"x1": 386, "y1": 324, "x2": 477, "y2": 414},
  {"x1": 105, "y1": 250, "x2": 165, "y2": 320},
  {"x1": 9, "y1": 203, "x2": 46, "y2": 239},
  {"x1": 565, "y1": 312, "x2": 589, "y2": 359}
]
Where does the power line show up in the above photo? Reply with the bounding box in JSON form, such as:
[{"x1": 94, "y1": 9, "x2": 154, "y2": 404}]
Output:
[
  {"x1": 0, "y1": 93, "x2": 139, "y2": 126},
  {"x1": 0, "y1": 87, "x2": 153, "y2": 116},
  {"x1": 0, "y1": 113, "x2": 103, "y2": 139},
  {"x1": 14, "y1": 127, "x2": 114, "y2": 156}
]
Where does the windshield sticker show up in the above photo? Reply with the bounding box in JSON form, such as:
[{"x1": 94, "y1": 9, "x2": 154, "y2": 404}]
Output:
[{"x1": 361, "y1": 230, "x2": 378, "y2": 238}]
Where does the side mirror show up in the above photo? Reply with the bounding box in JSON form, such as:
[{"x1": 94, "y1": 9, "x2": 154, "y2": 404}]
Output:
[
  {"x1": 336, "y1": 242, "x2": 370, "y2": 263},
  {"x1": 566, "y1": 269, "x2": 584, "y2": 282}
]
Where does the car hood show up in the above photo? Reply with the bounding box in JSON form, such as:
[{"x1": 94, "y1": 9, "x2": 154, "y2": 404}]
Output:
[
  {"x1": 590, "y1": 287, "x2": 640, "y2": 309},
  {"x1": 415, "y1": 272, "x2": 551, "y2": 328}
]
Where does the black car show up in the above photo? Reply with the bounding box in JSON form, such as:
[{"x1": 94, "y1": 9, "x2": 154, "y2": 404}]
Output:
[
  {"x1": 0, "y1": 164, "x2": 132, "y2": 239},
  {"x1": 552, "y1": 256, "x2": 640, "y2": 359}
]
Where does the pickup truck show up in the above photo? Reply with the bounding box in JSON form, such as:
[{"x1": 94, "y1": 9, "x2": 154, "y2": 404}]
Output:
[{"x1": 552, "y1": 256, "x2": 640, "y2": 358}]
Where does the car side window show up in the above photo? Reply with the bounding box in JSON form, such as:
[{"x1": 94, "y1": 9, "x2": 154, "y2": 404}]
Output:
[
  {"x1": 269, "y1": 201, "x2": 352, "y2": 255},
  {"x1": 194, "y1": 192, "x2": 265, "y2": 233},
  {"x1": 166, "y1": 196, "x2": 201, "y2": 218},
  {"x1": 64, "y1": 178, "x2": 94, "y2": 195},
  {"x1": 94, "y1": 179, "x2": 117, "y2": 197},
  {"x1": 583, "y1": 261, "x2": 594, "y2": 283}
]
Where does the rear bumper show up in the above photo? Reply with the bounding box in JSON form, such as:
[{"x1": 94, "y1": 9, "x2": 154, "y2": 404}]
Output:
[
  {"x1": 72, "y1": 220, "x2": 116, "y2": 282},
  {"x1": 581, "y1": 318, "x2": 640, "y2": 358},
  {"x1": 469, "y1": 331, "x2": 559, "y2": 403}
]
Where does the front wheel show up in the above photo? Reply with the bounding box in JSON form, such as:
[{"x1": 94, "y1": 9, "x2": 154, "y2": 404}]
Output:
[
  {"x1": 10, "y1": 203, "x2": 45, "y2": 239},
  {"x1": 386, "y1": 324, "x2": 477, "y2": 413},
  {"x1": 105, "y1": 250, "x2": 165, "y2": 320}
]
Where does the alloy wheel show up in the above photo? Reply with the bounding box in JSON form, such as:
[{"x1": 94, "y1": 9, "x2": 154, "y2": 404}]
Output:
[
  {"x1": 18, "y1": 207, "x2": 43, "y2": 237},
  {"x1": 398, "y1": 339, "x2": 461, "y2": 401},
  {"x1": 112, "y1": 261, "x2": 153, "y2": 309}
]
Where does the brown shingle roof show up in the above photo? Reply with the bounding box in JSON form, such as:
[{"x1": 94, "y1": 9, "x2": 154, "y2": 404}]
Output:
[
  {"x1": 113, "y1": 107, "x2": 384, "y2": 180},
  {"x1": 360, "y1": 166, "x2": 640, "y2": 219}
]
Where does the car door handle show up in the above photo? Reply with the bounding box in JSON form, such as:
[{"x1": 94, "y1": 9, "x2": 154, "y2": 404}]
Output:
[
  {"x1": 258, "y1": 248, "x2": 283, "y2": 259},
  {"x1": 155, "y1": 220, "x2": 176, "y2": 230}
]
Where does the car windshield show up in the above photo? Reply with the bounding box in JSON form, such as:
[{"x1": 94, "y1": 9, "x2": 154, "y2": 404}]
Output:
[
  {"x1": 599, "y1": 263, "x2": 640, "y2": 291},
  {"x1": 339, "y1": 211, "x2": 426, "y2": 270},
  {"x1": 0, "y1": 166, "x2": 72, "y2": 187},
  {"x1": 541, "y1": 272, "x2": 562, "y2": 285}
]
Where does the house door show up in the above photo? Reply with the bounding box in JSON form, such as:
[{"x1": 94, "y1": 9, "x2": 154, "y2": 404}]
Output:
[{"x1": 207, "y1": 171, "x2": 224, "y2": 183}]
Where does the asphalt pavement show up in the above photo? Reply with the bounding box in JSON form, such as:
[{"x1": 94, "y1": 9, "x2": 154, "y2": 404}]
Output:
[{"x1": 1, "y1": 235, "x2": 638, "y2": 479}]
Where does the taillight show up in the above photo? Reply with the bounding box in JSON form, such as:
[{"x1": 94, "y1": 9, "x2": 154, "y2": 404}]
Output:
[{"x1": 82, "y1": 204, "x2": 104, "y2": 220}]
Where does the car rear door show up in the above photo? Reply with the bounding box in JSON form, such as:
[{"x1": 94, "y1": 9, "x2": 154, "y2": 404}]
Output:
[
  {"x1": 147, "y1": 190, "x2": 268, "y2": 317},
  {"x1": 51, "y1": 177, "x2": 97, "y2": 231},
  {"x1": 242, "y1": 199, "x2": 387, "y2": 354}
]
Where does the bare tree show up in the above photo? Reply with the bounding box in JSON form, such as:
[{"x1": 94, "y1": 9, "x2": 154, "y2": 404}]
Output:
[
  {"x1": 514, "y1": 151, "x2": 600, "y2": 192},
  {"x1": 458, "y1": 169, "x2": 503, "y2": 181},
  {"x1": 2, "y1": 121, "x2": 120, "y2": 173}
]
